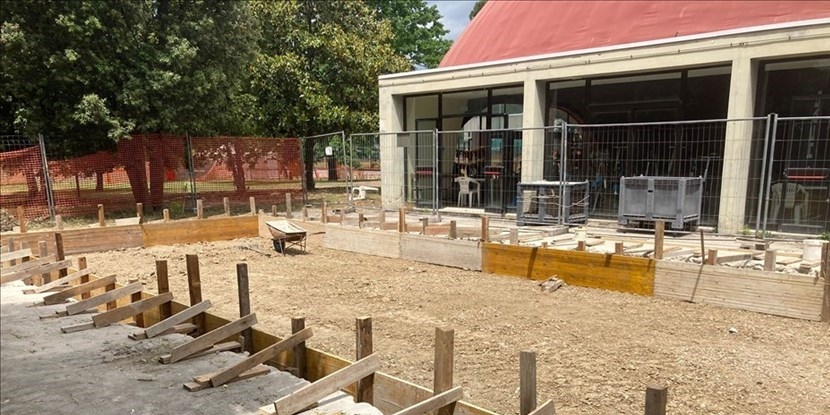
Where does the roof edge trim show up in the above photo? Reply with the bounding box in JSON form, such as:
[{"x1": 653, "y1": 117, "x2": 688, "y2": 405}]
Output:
[{"x1": 379, "y1": 17, "x2": 830, "y2": 81}]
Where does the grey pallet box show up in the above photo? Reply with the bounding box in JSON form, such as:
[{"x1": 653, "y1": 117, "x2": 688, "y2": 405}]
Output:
[{"x1": 618, "y1": 176, "x2": 702, "y2": 230}]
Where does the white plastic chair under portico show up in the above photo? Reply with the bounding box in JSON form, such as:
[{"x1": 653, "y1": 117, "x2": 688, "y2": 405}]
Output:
[{"x1": 455, "y1": 176, "x2": 480, "y2": 207}]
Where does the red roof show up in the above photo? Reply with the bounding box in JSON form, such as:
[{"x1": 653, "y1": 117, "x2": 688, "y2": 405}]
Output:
[{"x1": 440, "y1": 1, "x2": 830, "y2": 67}]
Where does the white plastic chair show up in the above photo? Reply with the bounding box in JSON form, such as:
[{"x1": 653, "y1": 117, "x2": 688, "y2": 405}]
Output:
[{"x1": 455, "y1": 176, "x2": 481, "y2": 207}]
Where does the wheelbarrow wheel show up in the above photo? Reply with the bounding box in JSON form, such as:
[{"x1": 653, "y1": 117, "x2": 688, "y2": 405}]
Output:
[{"x1": 272, "y1": 239, "x2": 285, "y2": 253}]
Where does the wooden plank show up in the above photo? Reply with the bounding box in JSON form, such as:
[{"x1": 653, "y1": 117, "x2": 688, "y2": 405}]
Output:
[
  {"x1": 237, "y1": 263, "x2": 253, "y2": 353},
  {"x1": 65, "y1": 282, "x2": 143, "y2": 316},
  {"x1": 2, "y1": 259, "x2": 72, "y2": 285},
  {"x1": 60, "y1": 226, "x2": 142, "y2": 255},
  {"x1": 43, "y1": 275, "x2": 117, "y2": 305},
  {"x1": 210, "y1": 327, "x2": 313, "y2": 387},
  {"x1": 272, "y1": 354, "x2": 381, "y2": 415},
  {"x1": 653, "y1": 220, "x2": 664, "y2": 260},
  {"x1": 356, "y1": 317, "x2": 373, "y2": 405},
  {"x1": 434, "y1": 327, "x2": 455, "y2": 415},
  {"x1": 142, "y1": 215, "x2": 259, "y2": 247},
  {"x1": 401, "y1": 235, "x2": 481, "y2": 271},
  {"x1": 92, "y1": 292, "x2": 173, "y2": 328},
  {"x1": 130, "y1": 323, "x2": 196, "y2": 340},
  {"x1": 61, "y1": 322, "x2": 96, "y2": 334},
  {"x1": 186, "y1": 254, "x2": 206, "y2": 335},
  {"x1": 156, "y1": 260, "x2": 172, "y2": 320},
  {"x1": 325, "y1": 226, "x2": 400, "y2": 259},
  {"x1": 185, "y1": 365, "x2": 271, "y2": 392},
  {"x1": 33, "y1": 268, "x2": 94, "y2": 294},
  {"x1": 292, "y1": 317, "x2": 307, "y2": 379},
  {"x1": 160, "y1": 341, "x2": 241, "y2": 364},
  {"x1": 144, "y1": 300, "x2": 212, "y2": 338},
  {"x1": 645, "y1": 385, "x2": 667, "y2": 415},
  {"x1": 526, "y1": 399, "x2": 555, "y2": 415},
  {"x1": 391, "y1": 387, "x2": 463, "y2": 415},
  {"x1": 520, "y1": 351, "x2": 536, "y2": 415},
  {"x1": 167, "y1": 313, "x2": 257, "y2": 364},
  {"x1": 482, "y1": 243, "x2": 655, "y2": 296},
  {"x1": 0, "y1": 249, "x2": 33, "y2": 263},
  {"x1": 1, "y1": 255, "x2": 57, "y2": 277}
]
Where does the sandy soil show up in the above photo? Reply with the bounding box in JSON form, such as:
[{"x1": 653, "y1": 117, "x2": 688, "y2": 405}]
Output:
[{"x1": 75, "y1": 233, "x2": 830, "y2": 415}]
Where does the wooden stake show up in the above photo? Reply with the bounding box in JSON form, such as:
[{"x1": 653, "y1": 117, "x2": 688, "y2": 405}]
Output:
[
  {"x1": 163, "y1": 209, "x2": 170, "y2": 222},
  {"x1": 340, "y1": 209, "x2": 345, "y2": 225},
  {"x1": 6, "y1": 238, "x2": 15, "y2": 266},
  {"x1": 302, "y1": 206, "x2": 308, "y2": 222},
  {"x1": 645, "y1": 384, "x2": 668, "y2": 415},
  {"x1": 706, "y1": 249, "x2": 718, "y2": 265},
  {"x1": 128, "y1": 278, "x2": 144, "y2": 327},
  {"x1": 55, "y1": 214, "x2": 63, "y2": 230},
  {"x1": 356, "y1": 317, "x2": 373, "y2": 405},
  {"x1": 764, "y1": 250, "x2": 777, "y2": 272},
  {"x1": 541, "y1": 242, "x2": 548, "y2": 249},
  {"x1": 615, "y1": 242, "x2": 624, "y2": 255},
  {"x1": 421, "y1": 218, "x2": 429, "y2": 235},
  {"x1": 285, "y1": 193, "x2": 293, "y2": 218},
  {"x1": 98, "y1": 204, "x2": 106, "y2": 227},
  {"x1": 105, "y1": 279, "x2": 117, "y2": 310},
  {"x1": 358, "y1": 213, "x2": 365, "y2": 228},
  {"x1": 398, "y1": 208, "x2": 406, "y2": 233},
  {"x1": 136, "y1": 203, "x2": 143, "y2": 222},
  {"x1": 292, "y1": 317, "x2": 307, "y2": 379},
  {"x1": 272, "y1": 205, "x2": 277, "y2": 217},
  {"x1": 379, "y1": 209, "x2": 386, "y2": 224},
  {"x1": 196, "y1": 199, "x2": 204, "y2": 219},
  {"x1": 449, "y1": 221, "x2": 457, "y2": 239},
  {"x1": 19, "y1": 241, "x2": 33, "y2": 285},
  {"x1": 38, "y1": 241, "x2": 50, "y2": 284},
  {"x1": 55, "y1": 233, "x2": 66, "y2": 278},
  {"x1": 520, "y1": 351, "x2": 537, "y2": 415},
  {"x1": 155, "y1": 260, "x2": 171, "y2": 320},
  {"x1": 78, "y1": 255, "x2": 89, "y2": 299},
  {"x1": 17, "y1": 206, "x2": 26, "y2": 233},
  {"x1": 224, "y1": 197, "x2": 231, "y2": 216},
  {"x1": 654, "y1": 220, "x2": 664, "y2": 260},
  {"x1": 186, "y1": 254, "x2": 205, "y2": 335},
  {"x1": 434, "y1": 327, "x2": 455, "y2": 415},
  {"x1": 577, "y1": 240, "x2": 586, "y2": 251},
  {"x1": 249, "y1": 196, "x2": 256, "y2": 215},
  {"x1": 237, "y1": 263, "x2": 253, "y2": 354},
  {"x1": 510, "y1": 228, "x2": 519, "y2": 245},
  {"x1": 321, "y1": 200, "x2": 328, "y2": 224},
  {"x1": 481, "y1": 216, "x2": 490, "y2": 242}
]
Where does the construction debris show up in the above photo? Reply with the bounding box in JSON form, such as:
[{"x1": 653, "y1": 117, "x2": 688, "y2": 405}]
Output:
[{"x1": 539, "y1": 276, "x2": 565, "y2": 293}]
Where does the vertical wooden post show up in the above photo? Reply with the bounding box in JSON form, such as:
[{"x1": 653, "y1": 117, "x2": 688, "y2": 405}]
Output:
[
  {"x1": 236, "y1": 263, "x2": 253, "y2": 354},
  {"x1": 449, "y1": 221, "x2": 457, "y2": 239},
  {"x1": 55, "y1": 214, "x2": 63, "y2": 230},
  {"x1": 223, "y1": 197, "x2": 231, "y2": 216},
  {"x1": 421, "y1": 218, "x2": 429, "y2": 234},
  {"x1": 292, "y1": 317, "x2": 307, "y2": 379},
  {"x1": 98, "y1": 204, "x2": 106, "y2": 227},
  {"x1": 821, "y1": 242, "x2": 829, "y2": 323},
  {"x1": 356, "y1": 317, "x2": 374, "y2": 404},
  {"x1": 17, "y1": 206, "x2": 26, "y2": 233},
  {"x1": 38, "y1": 241, "x2": 50, "y2": 284},
  {"x1": 615, "y1": 242, "x2": 624, "y2": 255},
  {"x1": 7, "y1": 238, "x2": 15, "y2": 266},
  {"x1": 55, "y1": 233, "x2": 67, "y2": 278},
  {"x1": 434, "y1": 327, "x2": 455, "y2": 415},
  {"x1": 358, "y1": 213, "x2": 364, "y2": 228},
  {"x1": 196, "y1": 199, "x2": 204, "y2": 219},
  {"x1": 398, "y1": 208, "x2": 406, "y2": 233},
  {"x1": 156, "y1": 259, "x2": 172, "y2": 320},
  {"x1": 249, "y1": 196, "x2": 256, "y2": 215},
  {"x1": 379, "y1": 209, "x2": 386, "y2": 224},
  {"x1": 285, "y1": 193, "x2": 293, "y2": 218},
  {"x1": 105, "y1": 280, "x2": 117, "y2": 311},
  {"x1": 78, "y1": 256, "x2": 89, "y2": 299},
  {"x1": 510, "y1": 228, "x2": 519, "y2": 245},
  {"x1": 186, "y1": 254, "x2": 205, "y2": 335},
  {"x1": 321, "y1": 200, "x2": 328, "y2": 224},
  {"x1": 577, "y1": 240, "x2": 586, "y2": 251},
  {"x1": 541, "y1": 242, "x2": 549, "y2": 249},
  {"x1": 302, "y1": 206, "x2": 308, "y2": 222},
  {"x1": 706, "y1": 249, "x2": 718, "y2": 265},
  {"x1": 645, "y1": 385, "x2": 668, "y2": 415},
  {"x1": 163, "y1": 209, "x2": 170, "y2": 223},
  {"x1": 20, "y1": 242, "x2": 33, "y2": 285},
  {"x1": 129, "y1": 277, "x2": 144, "y2": 327},
  {"x1": 136, "y1": 203, "x2": 143, "y2": 221},
  {"x1": 481, "y1": 216, "x2": 490, "y2": 242},
  {"x1": 520, "y1": 351, "x2": 537, "y2": 415},
  {"x1": 340, "y1": 209, "x2": 345, "y2": 225},
  {"x1": 764, "y1": 250, "x2": 777, "y2": 272},
  {"x1": 271, "y1": 205, "x2": 277, "y2": 217},
  {"x1": 654, "y1": 220, "x2": 664, "y2": 260}
]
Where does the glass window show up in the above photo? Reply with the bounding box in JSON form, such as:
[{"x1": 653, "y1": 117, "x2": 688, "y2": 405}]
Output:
[{"x1": 405, "y1": 95, "x2": 438, "y2": 131}]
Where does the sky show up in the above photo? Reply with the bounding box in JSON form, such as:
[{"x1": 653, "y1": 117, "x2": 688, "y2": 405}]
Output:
[{"x1": 428, "y1": 0, "x2": 477, "y2": 41}]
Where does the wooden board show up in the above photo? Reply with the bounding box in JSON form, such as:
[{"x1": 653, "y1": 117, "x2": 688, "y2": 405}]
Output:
[
  {"x1": 654, "y1": 261, "x2": 823, "y2": 321},
  {"x1": 92, "y1": 292, "x2": 173, "y2": 327},
  {"x1": 391, "y1": 386, "x2": 463, "y2": 415},
  {"x1": 144, "y1": 300, "x2": 212, "y2": 339},
  {"x1": 324, "y1": 226, "x2": 400, "y2": 259},
  {"x1": 185, "y1": 365, "x2": 271, "y2": 392},
  {"x1": 160, "y1": 341, "x2": 242, "y2": 364},
  {"x1": 65, "y1": 282, "x2": 143, "y2": 316},
  {"x1": 43, "y1": 275, "x2": 117, "y2": 305},
  {"x1": 1, "y1": 255, "x2": 57, "y2": 277},
  {"x1": 481, "y1": 243, "x2": 655, "y2": 296},
  {"x1": 130, "y1": 323, "x2": 196, "y2": 340},
  {"x1": 61, "y1": 225, "x2": 143, "y2": 255},
  {"x1": 142, "y1": 216, "x2": 259, "y2": 247},
  {"x1": 211, "y1": 327, "x2": 313, "y2": 387},
  {"x1": 166, "y1": 313, "x2": 257, "y2": 364},
  {"x1": 0, "y1": 249, "x2": 33, "y2": 263},
  {"x1": 272, "y1": 354, "x2": 381, "y2": 415},
  {"x1": 32, "y1": 268, "x2": 95, "y2": 294},
  {"x1": 400, "y1": 235, "x2": 481, "y2": 271}
]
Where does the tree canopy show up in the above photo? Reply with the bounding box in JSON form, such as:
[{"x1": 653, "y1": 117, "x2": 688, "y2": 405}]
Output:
[
  {"x1": 469, "y1": 0, "x2": 488, "y2": 20},
  {"x1": 366, "y1": 0, "x2": 452, "y2": 69}
]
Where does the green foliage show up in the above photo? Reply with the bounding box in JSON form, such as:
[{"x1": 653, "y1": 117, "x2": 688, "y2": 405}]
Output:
[
  {"x1": 469, "y1": 0, "x2": 488, "y2": 20},
  {"x1": 366, "y1": 0, "x2": 452, "y2": 69}
]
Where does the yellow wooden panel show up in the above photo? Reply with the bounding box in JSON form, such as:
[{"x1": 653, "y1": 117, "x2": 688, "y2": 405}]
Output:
[
  {"x1": 141, "y1": 216, "x2": 259, "y2": 247},
  {"x1": 482, "y1": 243, "x2": 655, "y2": 296}
]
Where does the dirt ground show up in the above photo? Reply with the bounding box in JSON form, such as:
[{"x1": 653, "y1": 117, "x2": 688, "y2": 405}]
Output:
[{"x1": 74, "y1": 233, "x2": 830, "y2": 415}]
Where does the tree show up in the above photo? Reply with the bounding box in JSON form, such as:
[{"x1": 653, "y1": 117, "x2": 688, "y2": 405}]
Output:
[
  {"x1": 469, "y1": 0, "x2": 488, "y2": 20},
  {"x1": 366, "y1": 0, "x2": 452, "y2": 69},
  {"x1": 250, "y1": 0, "x2": 409, "y2": 190},
  {"x1": 1, "y1": 0, "x2": 258, "y2": 208}
]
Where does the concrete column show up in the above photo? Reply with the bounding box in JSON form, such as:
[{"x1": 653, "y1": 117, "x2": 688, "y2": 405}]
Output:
[
  {"x1": 522, "y1": 79, "x2": 546, "y2": 183},
  {"x1": 380, "y1": 90, "x2": 405, "y2": 210},
  {"x1": 718, "y1": 56, "x2": 758, "y2": 234}
]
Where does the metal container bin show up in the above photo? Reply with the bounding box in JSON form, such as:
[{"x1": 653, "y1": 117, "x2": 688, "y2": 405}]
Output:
[
  {"x1": 618, "y1": 176, "x2": 702, "y2": 230},
  {"x1": 517, "y1": 181, "x2": 589, "y2": 225}
]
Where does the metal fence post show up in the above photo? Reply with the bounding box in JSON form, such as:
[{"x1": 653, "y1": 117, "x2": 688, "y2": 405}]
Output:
[
  {"x1": 754, "y1": 114, "x2": 773, "y2": 238},
  {"x1": 37, "y1": 133, "x2": 56, "y2": 221},
  {"x1": 761, "y1": 113, "x2": 778, "y2": 236},
  {"x1": 185, "y1": 132, "x2": 197, "y2": 212},
  {"x1": 559, "y1": 122, "x2": 569, "y2": 225},
  {"x1": 433, "y1": 128, "x2": 439, "y2": 215}
]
